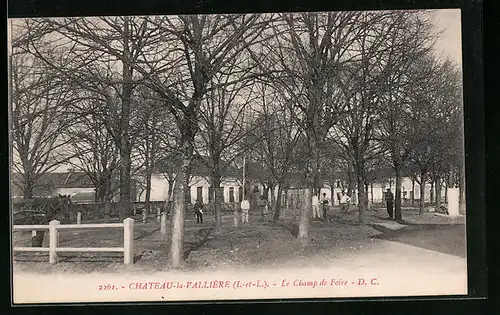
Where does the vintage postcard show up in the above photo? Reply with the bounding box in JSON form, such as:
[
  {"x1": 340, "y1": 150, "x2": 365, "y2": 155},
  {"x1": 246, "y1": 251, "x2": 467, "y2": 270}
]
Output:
[{"x1": 9, "y1": 9, "x2": 468, "y2": 304}]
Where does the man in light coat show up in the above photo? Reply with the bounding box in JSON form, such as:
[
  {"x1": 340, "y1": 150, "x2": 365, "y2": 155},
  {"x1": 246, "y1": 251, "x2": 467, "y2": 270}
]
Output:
[
  {"x1": 312, "y1": 193, "x2": 321, "y2": 219},
  {"x1": 340, "y1": 190, "x2": 351, "y2": 214},
  {"x1": 240, "y1": 198, "x2": 250, "y2": 223}
]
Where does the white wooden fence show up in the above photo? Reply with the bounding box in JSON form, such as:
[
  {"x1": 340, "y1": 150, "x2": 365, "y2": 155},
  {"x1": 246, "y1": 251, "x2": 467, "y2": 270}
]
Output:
[{"x1": 13, "y1": 218, "x2": 134, "y2": 265}]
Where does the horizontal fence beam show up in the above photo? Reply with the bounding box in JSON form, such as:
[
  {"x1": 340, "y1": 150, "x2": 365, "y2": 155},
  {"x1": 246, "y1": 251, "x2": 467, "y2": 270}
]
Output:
[
  {"x1": 13, "y1": 218, "x2": 134, "y2": 265},
  {"x1": 56, "y1": 223, "x2": 124, "y2": 229},
  {"x1": 13, "y1": 247, "x2": 50, "y2": 252},
  {"x1": 13, "y1": 225, "x2": 49, "y2": 231},
  {"x1": 56, "y1": 247, "x2": 124, "y2": 252}
]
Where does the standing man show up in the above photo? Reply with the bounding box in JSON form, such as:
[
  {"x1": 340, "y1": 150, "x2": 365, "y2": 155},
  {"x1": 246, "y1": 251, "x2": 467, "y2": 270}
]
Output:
[
  {"x1": 385, "y1": 188, "x2": 394, "y2": 220},
  {"x1": 312, "y1": 193, "x2": 321, "y2": 219},
  {"x1": 240, "y1": 198, "x2": 250, "y2": 223},
  {"x1": 257, "y1": 195, "x2": 269, "y2": 221},
  {"x1": 321, "y1": 193, "x2": 330, "y2": 221},
  {"x1": 194, "y1": 198, "x2": 204, "y2": 224},
  {"x1": 340, "y1": 190, "x2": 351, "y2": 215}
]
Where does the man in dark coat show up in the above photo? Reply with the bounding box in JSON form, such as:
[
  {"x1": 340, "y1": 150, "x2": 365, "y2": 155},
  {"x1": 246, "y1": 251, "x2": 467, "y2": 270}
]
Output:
[
  {"x1": 194, "y1": 199, "x2": 204, "y2": 224},
  {"x1": 385, "y1": 188, "x2": 394, "y2": 220}
]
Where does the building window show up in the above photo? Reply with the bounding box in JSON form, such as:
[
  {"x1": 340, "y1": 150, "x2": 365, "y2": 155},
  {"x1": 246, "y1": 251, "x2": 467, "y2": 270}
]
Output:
[
  {"x1": 197, "y1": 187, "x2": 203, "y2": 203},
  {"x1": 229, "y1": 187, "x2": 235, "y2": 203},
  {"x1": 220, "y1": 187, "x2": 225, "y2": 203},
  {"x1": 238, "y1": 187, "x2": 243, "y2": 201}
]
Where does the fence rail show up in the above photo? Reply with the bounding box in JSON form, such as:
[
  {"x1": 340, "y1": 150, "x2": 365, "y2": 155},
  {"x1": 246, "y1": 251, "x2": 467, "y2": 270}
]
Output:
[{"x1": 13, "y1": 218, "x2": 134, "y2": 265}]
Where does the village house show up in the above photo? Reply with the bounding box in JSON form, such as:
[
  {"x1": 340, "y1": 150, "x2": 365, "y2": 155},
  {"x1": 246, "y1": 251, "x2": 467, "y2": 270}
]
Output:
[
  {"x1": 135, "y1": 157, "x2": 245, "y2": 205},
  {"x1": 10, "y1": 171, "x2": 138, "y2": 204}
]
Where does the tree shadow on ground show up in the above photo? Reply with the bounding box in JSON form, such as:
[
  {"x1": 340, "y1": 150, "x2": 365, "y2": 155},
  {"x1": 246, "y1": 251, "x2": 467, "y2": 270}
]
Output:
[
  {"x1": 183, "y1": 227, "x2": 213, "y2": 261},
  {"x1": 370, "y1": 224, "x2": 466, "y2": 258},
  {"x1": 274, "y1": 221, "x2": 298, "y2": 237}
]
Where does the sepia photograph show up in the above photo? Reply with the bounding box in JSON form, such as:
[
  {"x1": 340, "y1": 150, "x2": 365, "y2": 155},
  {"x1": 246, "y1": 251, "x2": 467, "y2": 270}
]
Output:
[{"x1": 8, "y1": 8, "x2": 468, "y2": 304}]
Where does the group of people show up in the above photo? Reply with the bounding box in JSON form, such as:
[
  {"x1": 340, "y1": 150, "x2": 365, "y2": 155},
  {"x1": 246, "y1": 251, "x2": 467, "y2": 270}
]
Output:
[
  {"x1": 192, "y1": 188, "x2": 396, "y2": 225},
  {"x1": 311, "y1": 190, "x2": 351, "y2": 221},
  {"x1": 240, "y1": 195, "x2": 269, "y2": 223},
  {"x1": 193, "y1": 195, "x2": 270, "y2": 225}
]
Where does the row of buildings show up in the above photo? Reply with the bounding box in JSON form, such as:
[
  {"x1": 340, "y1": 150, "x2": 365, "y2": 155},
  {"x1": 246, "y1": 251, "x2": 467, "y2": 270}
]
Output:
[{"x1": 11, "y1": 160, "x2": 448, "y2": 207}]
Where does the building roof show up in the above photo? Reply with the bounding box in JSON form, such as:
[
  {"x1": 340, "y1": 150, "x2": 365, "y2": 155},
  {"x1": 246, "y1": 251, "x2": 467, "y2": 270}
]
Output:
[
  {"x1": 11, "y1": 171, "x2": 95, "y2": 197},
  {"x1": 155, "y1": 155, "x2": 240, "y2": 178},
  {"x1": 69, "y1": 191, "x2": 96, "y2": 202}
]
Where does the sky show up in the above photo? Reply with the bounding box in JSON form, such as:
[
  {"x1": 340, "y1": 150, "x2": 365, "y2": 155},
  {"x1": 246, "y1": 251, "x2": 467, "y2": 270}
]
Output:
[{"x1": 432, "y1": 9, "x2": 463, "y2": 66}]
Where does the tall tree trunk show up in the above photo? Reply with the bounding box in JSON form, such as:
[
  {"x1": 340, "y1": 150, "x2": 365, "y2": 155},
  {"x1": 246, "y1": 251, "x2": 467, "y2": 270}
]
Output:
[
  {"x1": 167, "y1": 178, "x2": 175, "y2": 201},
  {"x1": 212, "y1": 175, "x2": 223, "y2": 235},
  {"x1": 119, "y1": 17, "x2": 133, "y2": 220},
  {"x1": 23, "y1": 178, "x2": 34, "y2": 199},
  {"x1": 144, "y1": 170, "x2": 152, "y2": 220},
  {"x1": 273, "y1": 184, "x2": 284, "y2": 222},
  {"x1": 283, "y1": 187, "x2": 289, "y2": 213},
  {"x1": 357, "y1": 170, "x2": 366, "y2": 226},
  {"x1": 430, "y1": 181, "x2": 435, "y2": 204},
  {"x1": 411, "y1": 178, "x2": 415, "y2": 205},
  {"x1": 169, "y1": 144, "x2": 192, "y2": 268},
  {"x1": 459, "y1": 167, "x2": 466, "y2": 214},
  {"x1": 347, "y1": 165, "x2": 354, "y2": 198},
  {"x1": 444, "y1": 181, "x2": 448, "y2": 203},
  {"x1": 394, "y1": 166, "x2": 403, "y2": 221},
  {"x1": 169, "y1": 110, "x2": 196, "y2": 268},
  {"x1": 299, "y1": 127, "x2": 320, "y2": 244},
  {"x1": 298, "y1": 188, "x2": 311, "y2": 245},
  {"x1": 435, "y1": 176, "x2": 442, "y2": 211},
  {"x1": 330, "y1": 181, "x2": 335, "y2": 205},
  {"x1": 370, "y1": 182, "x2": 374, "y2": 205},
  {"x1": 23, "y1": 180, "x2": 44, "y2": 247},
  {"x1": 419, "y1": 172, "x2": 426, "y2": 215},
  {"x1": 270, "y1": 184, "x2": 276, "y2": 213},
  {"x1": 365, "y1": 182, "x2": 369, "y2": 210},
  {"x1": 144, "y1": 136, "x2": 152, "y2": 216}
]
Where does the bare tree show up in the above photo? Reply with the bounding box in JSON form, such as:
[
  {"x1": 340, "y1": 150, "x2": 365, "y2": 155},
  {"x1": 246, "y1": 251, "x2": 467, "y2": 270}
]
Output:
[
  {"x1": 375, "y1": 12, "x2": 437, "y2": 221},
  {"x1": 123, "y1": 14, "x2": 272, "y2": 267},
  {"x1": 246, "y1": 83, "x2": 304, "y2": 222},
  {"x1": 195, "y1": 56, "x2": 262, "y2": 234},
  {"x1": 328, "y1": 12, "x2": 418, "y2": 225},
  {"x1": 263, "y1": 12, "x2": 397, "y2": 241},
  {"x1": 63, "y1": 97, "x2": 120, "y2": 215},
  {"x1": 11, "y1": 39, "x2": 78, "y2": 199},
  {"x1": 25, "y1": 17, "x2": 162, "y2": 218}
]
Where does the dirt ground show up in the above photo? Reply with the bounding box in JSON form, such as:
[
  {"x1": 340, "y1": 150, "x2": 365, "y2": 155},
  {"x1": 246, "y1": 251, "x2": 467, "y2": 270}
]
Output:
[{"x1": 11, "y1": 205, "x2": 466, "y2": 274}]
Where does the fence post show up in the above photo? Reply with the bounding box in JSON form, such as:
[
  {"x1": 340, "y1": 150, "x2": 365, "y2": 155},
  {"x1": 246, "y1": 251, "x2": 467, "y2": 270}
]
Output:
[
  {"x1": 157, "y1": 207, "x2": 161, "y2": 223},
  {"x1": 49, "y1": 220, "x2": 60, "y2": 264},
  {"x1": 123, "y1": 218, "x2": 134, "y2": 265},
  {"x1": 160, "y1": 212, "x2": 167, "y2": 236},
  {"x1": 77, "y1": 212, "x2": 81, "y2": 225}
]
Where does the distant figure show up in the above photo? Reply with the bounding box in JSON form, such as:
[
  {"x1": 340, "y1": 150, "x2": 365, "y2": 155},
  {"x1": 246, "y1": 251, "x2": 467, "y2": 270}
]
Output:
[
  {"x1": 340, "y1": 190, "x2": 351, "y2": 214},
  {"x1": 385, "y1": 188, "x2": 394, "y2": 220},
  {"x1": 257, "y1": 195, "x2": 269, "y2": 221},
  {"x1": 240, "y1": 198, "x2": 250, "y2": 223},
  {"x1": 321, "y1": 193, "x2": 330, "y2": 220},
  {"x1": 194, "y1": 199, "x2": 204, "y2": 224},
  {"x1": 312, "y1": 193, "x2": 321, "y2": 219}
]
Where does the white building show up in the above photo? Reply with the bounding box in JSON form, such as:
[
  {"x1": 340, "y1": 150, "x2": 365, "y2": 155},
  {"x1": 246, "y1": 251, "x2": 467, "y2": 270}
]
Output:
[
  {"x1": 135, "y1": 160, "x2": 449, "y2": 207},
  {"x1": 136, "y1": 174, "x2": 243, "y2": 205}
]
